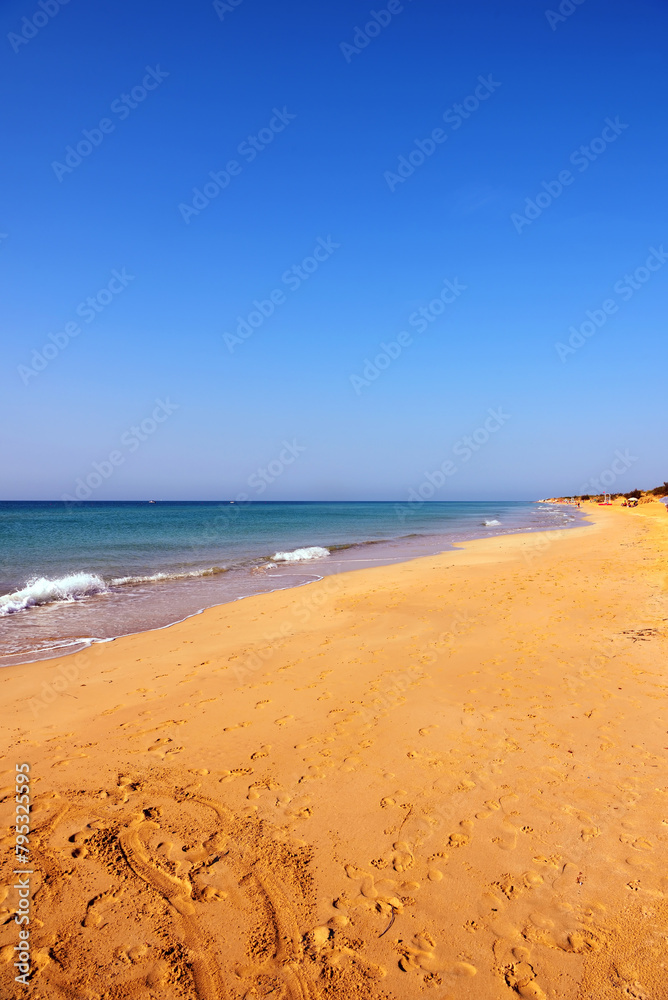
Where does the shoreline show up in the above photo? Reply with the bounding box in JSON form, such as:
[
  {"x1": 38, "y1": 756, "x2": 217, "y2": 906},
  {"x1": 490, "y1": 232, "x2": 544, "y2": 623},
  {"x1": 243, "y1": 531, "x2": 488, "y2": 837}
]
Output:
[
  {"x1": 3, "y1": 501, "x2": 667, "y2": 998},
  {"x1": 1, "y1": 503, "x2": 585, "y2": 669}
]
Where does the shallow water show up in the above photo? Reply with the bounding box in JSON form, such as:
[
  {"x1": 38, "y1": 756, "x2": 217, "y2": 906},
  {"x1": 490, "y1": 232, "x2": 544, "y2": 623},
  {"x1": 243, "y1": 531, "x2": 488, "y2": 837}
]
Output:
[{"x1": 0, "y1": 500, "x2": 582, "y2": 665}]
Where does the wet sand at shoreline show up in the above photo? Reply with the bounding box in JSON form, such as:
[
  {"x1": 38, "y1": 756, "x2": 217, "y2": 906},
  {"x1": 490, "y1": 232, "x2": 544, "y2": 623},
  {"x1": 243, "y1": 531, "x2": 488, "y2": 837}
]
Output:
[{"x1": 1, "y1": 501, "x2": 667, "y2": 999}]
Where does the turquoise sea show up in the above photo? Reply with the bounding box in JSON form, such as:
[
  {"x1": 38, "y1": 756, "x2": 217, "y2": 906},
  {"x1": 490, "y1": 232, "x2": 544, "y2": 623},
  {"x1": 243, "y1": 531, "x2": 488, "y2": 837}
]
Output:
[{"x1": 0, "y1": 500, "x2": 581, "y2": 665}]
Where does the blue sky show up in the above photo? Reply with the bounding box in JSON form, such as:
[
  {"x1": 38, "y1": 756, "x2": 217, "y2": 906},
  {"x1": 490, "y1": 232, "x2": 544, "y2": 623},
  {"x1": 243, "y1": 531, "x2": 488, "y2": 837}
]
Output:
[{"x1": 1, "y1": 0, "x2": 666, "y2": 500}]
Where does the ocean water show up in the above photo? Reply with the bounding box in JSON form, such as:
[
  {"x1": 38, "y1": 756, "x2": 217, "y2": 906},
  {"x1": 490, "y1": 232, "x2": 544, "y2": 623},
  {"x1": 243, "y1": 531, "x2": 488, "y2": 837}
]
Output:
[{"x1": 0, "y1": 500, "x2": 581, "y2": 665}]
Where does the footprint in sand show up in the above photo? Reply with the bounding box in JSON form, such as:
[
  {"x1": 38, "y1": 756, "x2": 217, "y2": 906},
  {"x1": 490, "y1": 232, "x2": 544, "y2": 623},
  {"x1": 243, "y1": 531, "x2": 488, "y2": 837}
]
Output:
[
  {"x1": 492, "y1": 819, "x2": 519, "y2": 851},
  {"x1": 282, "y1": 795, "x2": 314, "y2": 822},
  {"x1": 392, "y1": 841, "x2": 415, "y2": 873},
  {"x1": 343, "y1": 863, "x2": 404, "y2": 918},
  {"x1": 246, "y1": 778, "x2": 280, "y2": 801},
  {"x1": 504, "y1": 961, "x2": 547, "y2": 999},
  {"x1": 274, "y1": 715, "x2": 294, "y2": 726},
  {"x1": 126, "y1": 944, "x2": 149, "y2": 963},
  {"x1": 399, "y1": 932, "x2": 477, "y2": 977},
  {"x1": 338, "y1": 754, "x2": 363, "y2": 773},
  {"x1": 146, "y1": 737, "x2": 184, "y2": 757},
  {"x1": 145, "y1": 961, "x2": 171, "y2": 989},
  {"x1": 499, "y1": 792, "x2": 520, "y2": 812},
  {"x1": 552, "y1": 862, "x2": 580, "y2": 891},
  {"x1": 447, "y1": 819, "x2": 474, "y2": 848},
  {"x1": 476, "y1": 796, "x2": 502, "y2": 819},
  {"x1": 82, "y1": 888, "x2": 123, "y2": 929},
  {"x1": 198, "y1": 884, "x2": 228, "y2": 902},
  {"x1": 304, "y1": 924, "x2": 387, "y2": 979},
  {"x1": 147, "y1": 737, "x2": 171, "y2": 752},
  {"x1": 620, "y1": 833, "x2": 654, "y2": 851},
  {"x1": 218, "y1": 767, "x2": 253, "y2": 783},
  {"x1": 51, "y1": 754, "x2": 89, "y2": 768}
]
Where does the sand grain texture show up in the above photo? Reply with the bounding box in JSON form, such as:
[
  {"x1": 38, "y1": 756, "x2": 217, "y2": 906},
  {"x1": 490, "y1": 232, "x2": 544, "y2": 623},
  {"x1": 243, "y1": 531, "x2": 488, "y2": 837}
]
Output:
[{"x1": 2, "y1": 503, "x2": 668, "y2": 999}]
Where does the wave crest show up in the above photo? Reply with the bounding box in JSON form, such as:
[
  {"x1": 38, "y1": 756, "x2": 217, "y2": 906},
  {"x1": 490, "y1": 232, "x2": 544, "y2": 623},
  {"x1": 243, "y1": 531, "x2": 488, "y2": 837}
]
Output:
[
  {"x1": 111, "y1": 566, "x2": 227, "y2": 586},
  {"x1": 0, "y1": 573, "x2": 107, "y2": 616},
  {"x1": 483, "y1": 519, "x2": 501, "y2": 526},
  {"x1": 271, "y1": 546, "x2": 330, "y2": 562}
]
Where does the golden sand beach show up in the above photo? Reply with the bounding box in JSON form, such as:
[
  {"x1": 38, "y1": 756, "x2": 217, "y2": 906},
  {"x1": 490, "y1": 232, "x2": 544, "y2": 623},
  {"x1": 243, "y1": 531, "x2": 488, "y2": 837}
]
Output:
[{"x1": 2, "y1": 501, "x2": 667, "y2": 999}]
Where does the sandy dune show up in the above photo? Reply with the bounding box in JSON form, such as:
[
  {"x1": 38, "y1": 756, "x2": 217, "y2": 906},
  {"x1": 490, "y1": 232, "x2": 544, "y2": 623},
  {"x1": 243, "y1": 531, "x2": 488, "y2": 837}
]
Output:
[{"x1": 2, "y1": 502, "x2": 668, "y2": 999}]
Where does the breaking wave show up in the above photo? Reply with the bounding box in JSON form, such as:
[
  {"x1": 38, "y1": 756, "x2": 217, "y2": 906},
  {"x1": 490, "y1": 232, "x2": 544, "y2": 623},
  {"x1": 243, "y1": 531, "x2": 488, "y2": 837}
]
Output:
[
  {"x1": 483, "y1": 519, "x2": 501, "y2": 526},
  {"x1": 111, "y1": 566, "x2": 227, "y2": 586},
  {"x1": 0, "y1": 566, "x2": 232, "y2": 616},
  {"x1": 271, "y1": 546, "x2": 330, "y2": 562},
  {"x1": 0, "y1": 573, "x2": 108, "y2": 616}
]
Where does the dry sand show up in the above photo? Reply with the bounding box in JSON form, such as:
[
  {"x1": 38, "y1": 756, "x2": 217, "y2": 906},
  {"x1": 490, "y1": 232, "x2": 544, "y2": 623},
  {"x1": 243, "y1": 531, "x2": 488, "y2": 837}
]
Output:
[{"x1": 1, "y1": 502, "x2": 668, "y2": 999}]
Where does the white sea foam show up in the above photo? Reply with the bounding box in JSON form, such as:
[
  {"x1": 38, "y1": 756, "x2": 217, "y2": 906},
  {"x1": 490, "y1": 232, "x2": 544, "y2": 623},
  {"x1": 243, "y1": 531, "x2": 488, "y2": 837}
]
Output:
[
  {"x1": 111, "y1": 566, "x2": 226, "y2": 586},
  {"x1": 0, "y1": 573, "x2": 108, "y2": 616},
  {"x1": 271, "y1": 546, "x2": 330, "y2": 562},
  {"x1": 0, "y1": 566, "x2": 230, "y2": 616},
  {"x1": 483, "y1": 519, "x2": 501, "y2": 526}
]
